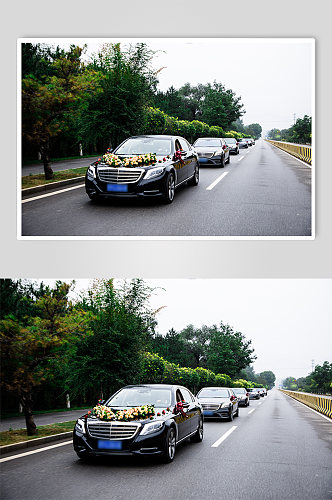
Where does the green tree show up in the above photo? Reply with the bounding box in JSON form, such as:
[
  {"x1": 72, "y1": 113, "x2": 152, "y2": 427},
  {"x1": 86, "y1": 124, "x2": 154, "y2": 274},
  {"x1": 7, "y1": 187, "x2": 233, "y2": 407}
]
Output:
[
  {"x1": 282, "y1": 376, "x2": 298, "y2": 390},
  {"x1": 310, "y1": 362, "x2": 332, "y2": 394},
  {"x1": 0, "y1": 281, "x2": 91, "y2": 435},
  {"x1": 257, "y1": 370, "x2": 276, "y2": 389},
  {"x1": 65, "y1": 279, "x2": 160, "y2": 402},
  {"x1": 79, "y1": 43, "x2": 158, "y2": 152},
  {"x1": 206, "y1": 322, "x2": 256, "y2": 377},
  {"x1": 201, "y1": 81, "x2": 244, "y2": 130},
  {"x1": 22, "y1": 44, "x2": 99, "y2": 179}
]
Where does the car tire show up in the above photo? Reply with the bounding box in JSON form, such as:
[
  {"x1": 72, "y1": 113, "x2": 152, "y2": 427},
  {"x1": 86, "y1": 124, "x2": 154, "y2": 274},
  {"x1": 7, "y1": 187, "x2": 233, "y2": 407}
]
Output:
[
  {"x1": 188, "y1": 163, "x2": 199, "y2": 186},
  {"x1": 226, "y1": 153, "x2": 230, "y2": 164},
  {"x1": 237, "y1": 149, "x2": 239, "y2": 155},
  {"x1": 228, "y1": 408, "x2": 234, "y2": 422},
  {"x1": 87, "y1": 193, "x2": 98, "y2": 202},
  {"x1": 162, "y1": 172, "x2": 175, "y2": 204},
  {"x1": 190, "y1": 417, "x2": 204, "y2": 442},
  {"x1": 235, "y1": 406, "x2": 239, "y2": 417},
  {"x1": 162, "y1": 427, "x2": 176, "y2": 463},
  {"x1": 76, "y1": 451, "x2": 90, "y2": 461},
  {"x1": 220, "y1": 155, "x2": 225, "y2": 168}
]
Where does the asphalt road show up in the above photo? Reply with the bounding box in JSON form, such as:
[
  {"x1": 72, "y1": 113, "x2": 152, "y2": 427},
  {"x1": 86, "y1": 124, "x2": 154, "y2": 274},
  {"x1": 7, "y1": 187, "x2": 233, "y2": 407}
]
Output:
[
  {"x1": 21, "y1": 140, "x2": 312, "y2": 237},
  {"x1": 1, "y1": 390, "x2": 331, "y2": 500}
]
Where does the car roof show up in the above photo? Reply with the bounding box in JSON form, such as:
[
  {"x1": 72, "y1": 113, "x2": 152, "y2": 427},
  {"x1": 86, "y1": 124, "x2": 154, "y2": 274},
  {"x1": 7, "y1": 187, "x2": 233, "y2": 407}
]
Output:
[
  {"x1": 199, "y1": 386, "x2": 232, "y2": 390},
  {"x1": 123, "y1": 384, "x2": 178, "y2": 389},
  {"x1": 126, "y1": 135, "x2": 179, "y2": 140}
]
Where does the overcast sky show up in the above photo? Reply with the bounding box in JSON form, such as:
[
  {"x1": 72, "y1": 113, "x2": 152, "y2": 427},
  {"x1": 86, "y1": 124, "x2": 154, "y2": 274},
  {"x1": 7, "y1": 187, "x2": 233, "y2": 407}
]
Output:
[
  {"x1": 56, "y1": 278, "x2": 331, "y2": 386},
  {"x1": 31, "y1": 37, "x2": 313, "y2": 135}
]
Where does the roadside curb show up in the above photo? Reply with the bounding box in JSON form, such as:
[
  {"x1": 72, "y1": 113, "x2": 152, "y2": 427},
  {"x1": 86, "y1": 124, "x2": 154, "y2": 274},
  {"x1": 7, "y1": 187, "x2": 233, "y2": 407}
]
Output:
[
  {"x1": 22, "y1": 176, "x2": 85, "y2": 198},
  {"x1": 0, "y1": 431, "x2": 72, "y2": 455}
]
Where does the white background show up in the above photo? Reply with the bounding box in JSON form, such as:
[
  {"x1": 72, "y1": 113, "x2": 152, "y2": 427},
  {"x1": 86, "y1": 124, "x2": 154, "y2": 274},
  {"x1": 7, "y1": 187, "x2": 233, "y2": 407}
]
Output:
[{"x1": 1, "y1": 0, "x2": 331, "y2": 279}]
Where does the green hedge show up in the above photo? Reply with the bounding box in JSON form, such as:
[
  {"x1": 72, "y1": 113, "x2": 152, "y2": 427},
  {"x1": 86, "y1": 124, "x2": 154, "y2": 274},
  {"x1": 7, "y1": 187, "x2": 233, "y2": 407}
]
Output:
[
  {"x1": 142, "y1": 107, "x2": 244, "y2": 144},
  {"x1": 141, "y1": 352, "x2": 255, "y2": 394}
]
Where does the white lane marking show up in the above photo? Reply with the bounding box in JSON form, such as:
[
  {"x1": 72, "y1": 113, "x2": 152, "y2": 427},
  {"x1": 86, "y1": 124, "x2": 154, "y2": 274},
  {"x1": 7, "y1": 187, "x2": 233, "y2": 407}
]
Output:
[
  {"x1": 248, "y1": 409, "x2": 256, "y2": 415},
  {"x1": 0, "y1": 440, "x2": 72, "y2": 462},
  {"x1": 258, "y1": 402, "x2": 262, "y2": 405},
  {"x1": 22, "y1": 184, "x2": 85, "y2": 204},
  {"x1": 237, "y1": 156, "x2": 244, "y2": 162},
  {"x1": 206, "y1": 172, "x2": 229, "y2": 191},
  {"x1": 211, "y1": 425, "x2": 237, "y2": 447}
]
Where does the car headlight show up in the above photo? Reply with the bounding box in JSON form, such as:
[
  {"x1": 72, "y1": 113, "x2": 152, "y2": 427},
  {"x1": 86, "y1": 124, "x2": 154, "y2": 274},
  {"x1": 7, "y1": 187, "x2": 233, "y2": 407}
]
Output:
[
  {"x1": 144, "y1": 166, "x2": 166, "y2": 180},
  {"x1": 212, "y1": 150, "x2": 223, "y2": 157},
  {"x1": 87, "y1": 165, "x2": 96, "y2": 179},
  {"x1": 219, "y1": 403, "x2": 228, "y2": 409},
  {"x1": 140, "y1": 421, "x2": 164, "y2": 435},
  {"x1": 75, "y1": 418, "x2": 85, "y2": 434}
]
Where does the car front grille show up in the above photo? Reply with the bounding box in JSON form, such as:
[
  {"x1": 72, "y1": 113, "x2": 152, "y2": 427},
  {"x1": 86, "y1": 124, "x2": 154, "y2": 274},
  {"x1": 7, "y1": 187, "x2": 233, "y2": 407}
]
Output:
[
  {"x1": 97, "y1": 167, "x2": 144, "y2": 184},
  {"x1": 202, "y1": 404, "x2": 220, "y2": 411},
  {"x1": 87, "y1": 421, "x2": 140, "y2": 440},
  {"x1": 198, "y1": 152, "x2": 213, "y2": 158}
]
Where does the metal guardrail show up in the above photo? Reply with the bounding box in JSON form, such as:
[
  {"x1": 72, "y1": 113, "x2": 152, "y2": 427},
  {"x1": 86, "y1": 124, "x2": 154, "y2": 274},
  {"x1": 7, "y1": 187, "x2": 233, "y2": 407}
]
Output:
[
  {"x1": 280, "y1": 389, "x2": 332, "y2": 418},
  {"x1": 266, "y1": 140, "x2": 312, "y2": 165}
]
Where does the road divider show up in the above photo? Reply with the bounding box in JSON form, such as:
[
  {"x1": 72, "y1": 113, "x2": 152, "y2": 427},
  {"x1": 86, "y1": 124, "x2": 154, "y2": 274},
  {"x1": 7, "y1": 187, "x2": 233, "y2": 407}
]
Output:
[
  {"x1": 266, "y1": 140, "x2": 312, "y2": 165},
  {"x1": 280, "y1": 390, "x2": 332, "y2": 419}
]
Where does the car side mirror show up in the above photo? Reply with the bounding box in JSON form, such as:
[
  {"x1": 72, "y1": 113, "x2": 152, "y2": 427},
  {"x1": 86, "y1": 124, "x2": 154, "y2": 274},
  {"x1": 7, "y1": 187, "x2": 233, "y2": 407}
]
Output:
[{"x1": 182, "y1": 401, "x2": 190, "y2": 408}]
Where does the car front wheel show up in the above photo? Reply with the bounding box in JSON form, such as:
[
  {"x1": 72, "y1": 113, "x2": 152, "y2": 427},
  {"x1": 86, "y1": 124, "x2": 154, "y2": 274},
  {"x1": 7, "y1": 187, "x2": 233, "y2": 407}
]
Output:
[
  {"x1": 188, "y1": 164, "x2": 199, "y2": 186},
  {"x1": 220, "y1": 155, "x2": 225, "y2": 168},
  {"x1": 190, "y1": 417, "x2": 204, "y2": 442},
  {"x1": 228, "y1": 407, "x2": 234, "y2": 421},
  {"x1": 162, "y1": 427, "x2": 176, "y2": 463},
  {"x1": 163, "y1": 172, "x2": 175, "y2": 204}
]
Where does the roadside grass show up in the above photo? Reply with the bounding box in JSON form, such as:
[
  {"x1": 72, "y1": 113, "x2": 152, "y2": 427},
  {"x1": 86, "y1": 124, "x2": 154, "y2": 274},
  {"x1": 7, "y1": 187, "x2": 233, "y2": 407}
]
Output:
[
  {"x1": 22, "y1": 167, "x2": 87, "y2": 189},
  {"x1": 0, "y1": 421, "x2": 75, "y2": 446}
]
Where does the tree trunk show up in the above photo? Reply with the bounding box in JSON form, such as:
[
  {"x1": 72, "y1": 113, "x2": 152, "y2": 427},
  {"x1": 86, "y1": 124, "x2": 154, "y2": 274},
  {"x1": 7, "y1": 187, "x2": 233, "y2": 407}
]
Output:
[
  {"x1": 21, "y1": 393, "x2": 37, "y2": 436},
  {"x1": 40, "y1": 140, "x2": 53, "y2": 180}
]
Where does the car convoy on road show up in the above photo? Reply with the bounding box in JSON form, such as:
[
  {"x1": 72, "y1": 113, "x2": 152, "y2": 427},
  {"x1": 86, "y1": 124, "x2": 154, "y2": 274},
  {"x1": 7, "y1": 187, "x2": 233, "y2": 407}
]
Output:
[
  {"x1": 85, "y1": 134, "x2": 255, "y2": 203},
  {"x1": 73, "y1": 383, "x2": 266, "y2": 463}
]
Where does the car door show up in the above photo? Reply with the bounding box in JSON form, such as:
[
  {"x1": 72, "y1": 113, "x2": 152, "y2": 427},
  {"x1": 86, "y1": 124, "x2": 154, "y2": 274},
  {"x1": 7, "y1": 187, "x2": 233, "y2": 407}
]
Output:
[
  {"x1": 180, "y1": 387, "x2": 200, "y2": 435},
  {"x1": 173, "y1": 138, "x2": 185, "y2": 185},
  {"x1": 229, "y1": 389, "x2": 238, "y2": 415},
  {"x1": 178, "y1": 138, "x2": 195, "y2": 182},
  {"x1": 172, "y1": 388, "x2": 191, "y2": 440}
]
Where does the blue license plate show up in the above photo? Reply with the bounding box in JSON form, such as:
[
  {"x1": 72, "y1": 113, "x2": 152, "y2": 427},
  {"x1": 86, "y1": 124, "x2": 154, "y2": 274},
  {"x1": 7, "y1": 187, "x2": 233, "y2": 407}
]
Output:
[
  {"x1": 97, "y1": 440, "x2": 122, "y2": 450},
  {"x1": 107, "y1": 184, "x2": 128, "y2": 193},
  {"x1": 199, "y1": 158, "x2": 208, "y2": 163},
  {"x1": 204, "y1": 410, "x2": 214, "y2": 416}
]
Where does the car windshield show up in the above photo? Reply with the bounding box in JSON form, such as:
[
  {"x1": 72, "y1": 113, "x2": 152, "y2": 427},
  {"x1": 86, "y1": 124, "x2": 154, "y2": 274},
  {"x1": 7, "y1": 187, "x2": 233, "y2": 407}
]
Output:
[
  {"x1": 198, "y1": 389, "x2": 229, "y2": 398},
  {"x1": 224, "y1": 138, "x2": 236, "y2": 143},
  {"x1": 116, "y1": 138, "x2": 172, "y2": 156},
  {"x1": 248, "y1": 389, "x2": 256, "y2": 392},
  {"x1": 232, "y1": 388, "x2": 246, "y2": 394},
  {"x1": 194, "y1": 139, "x2": 221, "y2": 147},
  {"x1": 106, "y1": 387, "x2": 172, "y2": 408}
]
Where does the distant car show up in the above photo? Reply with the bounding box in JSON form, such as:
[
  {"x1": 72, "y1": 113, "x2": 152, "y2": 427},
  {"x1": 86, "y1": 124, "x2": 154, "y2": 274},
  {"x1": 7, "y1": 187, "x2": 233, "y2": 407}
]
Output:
[
  {"x1": 85, "y1": 135, "x2": 199, "y2": 204},
  {"x1": 244, "y1": 138, "x2": 253, "y2": 146},
  {"x1": 73, "y1": 384, "x2": 204, "y2": 463},
  {"x1": 192, "y1": 137, "x2": 230, "y2": 168},
  {"x1": 196, "y1": 387, "x2": 239, "y2": 421},
  {"x1": 247, "y1": 388, "x2": 260, "y2": 400},
  {"x1": 256, "y1": 388, "x2": 266, "y2": 397},
  {"x1": 223, "y1": 137, "x2": 239, "y2": 155},
  {"x1": 238, "y1": 138, "x2": 249, "y2": 149},
  {"x1": 231, "y1": 388, "x2": 249, "y2": 407}
]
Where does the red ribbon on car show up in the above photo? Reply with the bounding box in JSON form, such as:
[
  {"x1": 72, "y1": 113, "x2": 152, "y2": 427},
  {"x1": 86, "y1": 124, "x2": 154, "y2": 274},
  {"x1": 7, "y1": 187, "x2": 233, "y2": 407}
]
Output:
[{"x1": 173, "y1": 401, "x2": 187, "y2": 418}]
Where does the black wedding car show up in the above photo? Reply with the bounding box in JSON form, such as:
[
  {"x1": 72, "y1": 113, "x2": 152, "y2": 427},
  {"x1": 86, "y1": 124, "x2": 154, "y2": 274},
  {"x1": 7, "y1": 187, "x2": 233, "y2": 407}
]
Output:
[
  {"x1": 85, "y1": 135, "x2": 199, "y2": 204},
  {"x1": 73, "y1": 384, "x2": 204, "y2": 463}
]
